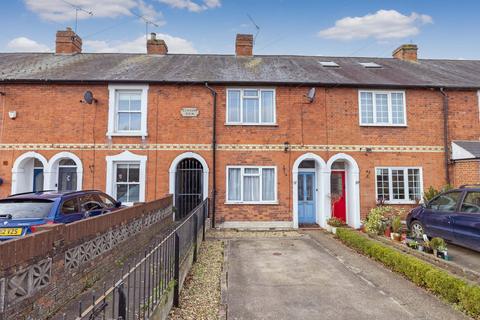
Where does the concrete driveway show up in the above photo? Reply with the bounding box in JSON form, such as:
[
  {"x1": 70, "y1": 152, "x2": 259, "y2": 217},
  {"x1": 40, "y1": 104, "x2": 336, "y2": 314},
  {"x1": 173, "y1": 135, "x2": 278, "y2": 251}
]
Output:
[{"x1": 223, "y1": 231, "x2": 469, "y2": 320}]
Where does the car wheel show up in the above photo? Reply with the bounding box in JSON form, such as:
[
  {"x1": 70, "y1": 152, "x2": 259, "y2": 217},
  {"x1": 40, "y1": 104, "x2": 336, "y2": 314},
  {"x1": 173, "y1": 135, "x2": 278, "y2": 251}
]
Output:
[{"x1": 410, "y1": 220, "x2": 425, "y2": 239}]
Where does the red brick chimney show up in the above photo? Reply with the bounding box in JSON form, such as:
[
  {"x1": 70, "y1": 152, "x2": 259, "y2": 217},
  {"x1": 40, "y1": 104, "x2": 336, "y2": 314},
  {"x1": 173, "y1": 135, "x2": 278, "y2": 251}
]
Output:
[
  {"x1": 235, "y1": 34, "x2": 253, "y2": 56},
  {"x1": 392, "y1": 44, "x2": 418, "y2": 62},
  {"x1": 55, "y1": 27, "x2": 82, "y2": 54},
  {"x1": 147, "y1": 33, "x2": 168, "y2": 55}
]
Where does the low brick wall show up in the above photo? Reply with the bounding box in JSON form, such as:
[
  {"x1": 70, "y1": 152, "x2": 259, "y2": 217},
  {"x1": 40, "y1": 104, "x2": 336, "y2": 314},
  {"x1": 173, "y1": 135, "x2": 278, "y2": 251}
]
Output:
[{"x1": 0, "y1": 195, "x2": 174, "y2": 320}]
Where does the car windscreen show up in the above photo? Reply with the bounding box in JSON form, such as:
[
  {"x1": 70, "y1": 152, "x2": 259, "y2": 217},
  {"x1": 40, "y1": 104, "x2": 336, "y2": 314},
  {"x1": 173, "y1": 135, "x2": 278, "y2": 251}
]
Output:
[{"x1": 0, "y1": 199, "x2": 54, "y2": 219}]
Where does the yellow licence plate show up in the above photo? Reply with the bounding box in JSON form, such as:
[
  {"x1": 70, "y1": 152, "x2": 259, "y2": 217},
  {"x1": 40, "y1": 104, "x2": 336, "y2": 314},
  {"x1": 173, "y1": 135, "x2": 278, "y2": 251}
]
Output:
[{"x1": 0, "y1": 228, "x2": 23, "y2": 236}]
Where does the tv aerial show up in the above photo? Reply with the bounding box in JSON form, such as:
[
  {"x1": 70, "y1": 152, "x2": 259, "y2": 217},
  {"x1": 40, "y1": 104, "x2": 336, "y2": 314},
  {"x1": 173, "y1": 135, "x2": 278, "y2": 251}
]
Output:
[
  {"x1": 61, "y1": 0, "x2": 94, "y2": 33},
  {"x1": 131, "y1": 11, "x2": 161, "y2": 41},
  {"x1": 247, "y1": 13, "x2": 260, "y2": 44}
]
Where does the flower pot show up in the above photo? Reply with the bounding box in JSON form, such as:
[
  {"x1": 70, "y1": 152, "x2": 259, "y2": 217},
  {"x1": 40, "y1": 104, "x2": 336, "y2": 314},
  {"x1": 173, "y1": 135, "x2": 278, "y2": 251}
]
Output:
[
  {"x1": 433, "y1": 249, "x2": 438, "y2": 257},
  {"x1": 384, "y1": 228, "x2": 391, "y2": 238},
  {"x1": 331, "y1": 227, "x2": 337, "y2": 234},
  {"x1": 390, "y1": 233, "x2": 396, "y2": 240},
  {"x1": 418, "y1": 245, "x2": 424, "y2": 252},
  {"x1": 326, "y1": 224, "x2": 332, "y2": 233}
]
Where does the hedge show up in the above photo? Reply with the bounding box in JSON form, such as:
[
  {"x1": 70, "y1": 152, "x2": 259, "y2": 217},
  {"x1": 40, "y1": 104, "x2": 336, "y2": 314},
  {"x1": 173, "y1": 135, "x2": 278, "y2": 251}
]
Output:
[{"x1": 336, "y1": 228, "x2": 480, "y2": 318}]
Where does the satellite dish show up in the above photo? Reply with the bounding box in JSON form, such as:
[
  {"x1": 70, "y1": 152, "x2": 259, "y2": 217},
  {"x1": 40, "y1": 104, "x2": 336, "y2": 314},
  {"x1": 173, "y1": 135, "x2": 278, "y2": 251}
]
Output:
[
  {"x1": 83, "y1": 91, "x2": 95, "y2": 104},
  {"x1": 306, "y1": 87, "x2": 316, "y2": 103}
]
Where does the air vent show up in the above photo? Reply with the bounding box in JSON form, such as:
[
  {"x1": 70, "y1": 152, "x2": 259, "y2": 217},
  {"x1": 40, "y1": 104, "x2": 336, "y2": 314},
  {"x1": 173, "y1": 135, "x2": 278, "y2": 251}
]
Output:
[
  {"x1": 319, "y1": 61, "x2": 339, "y2": 67},
  {"x1": 359, "y1": 62, "x2": 382, "y2": 68}
]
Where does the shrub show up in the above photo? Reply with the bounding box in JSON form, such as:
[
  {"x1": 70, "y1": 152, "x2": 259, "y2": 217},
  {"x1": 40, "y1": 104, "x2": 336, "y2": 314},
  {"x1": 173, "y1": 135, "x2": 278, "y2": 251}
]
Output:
[
  {"x1": 430, "y1": 237, "x2": 446, "y2": 252},
  {"x1": 423, "y1": 184, "x2": 454, "y2": 203},
  {"x1": 363, "y1": 206, "x2": 391, "y2": 235},
  {"x1": 336, "y1": 228, "x2": 480, "y2": 318},
  {"x1": 327, "y1": 217, "x2": 345, "y2": 227}
]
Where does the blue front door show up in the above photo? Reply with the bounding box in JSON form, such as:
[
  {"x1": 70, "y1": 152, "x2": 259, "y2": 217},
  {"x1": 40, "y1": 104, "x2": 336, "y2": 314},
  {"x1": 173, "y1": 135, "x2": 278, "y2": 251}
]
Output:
[{"x1": 298, "y1": 172, "x2": 316, "y2": 224}]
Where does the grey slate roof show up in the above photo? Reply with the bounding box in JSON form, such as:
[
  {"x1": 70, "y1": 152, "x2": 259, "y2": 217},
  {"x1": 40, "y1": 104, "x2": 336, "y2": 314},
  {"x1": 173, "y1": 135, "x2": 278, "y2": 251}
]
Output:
[
  {"x1": 453, "y1": 141, "x2": 480, "y2": 158},
  {"x1": 2, "y1": 52, "x2": 480, "y2": 88}
]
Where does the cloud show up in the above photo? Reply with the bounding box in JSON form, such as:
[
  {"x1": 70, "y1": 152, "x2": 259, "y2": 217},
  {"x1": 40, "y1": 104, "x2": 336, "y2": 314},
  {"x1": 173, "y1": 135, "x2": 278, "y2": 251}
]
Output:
[
  {"x1": 7, "y1": 37, "x2": 51, "y2": 52},
  {"x1": 84, "y1": 34, "x2": 197, "y2": 53},
  {"x1": 318, "y1": 10, "x2": 433, "y2": 41},
  {"x1": 158, "y1": 0, "x2": 220, "y2": 12},
  {"x1": 23, "y1": 0, "x2": 164, "y2": 24}
]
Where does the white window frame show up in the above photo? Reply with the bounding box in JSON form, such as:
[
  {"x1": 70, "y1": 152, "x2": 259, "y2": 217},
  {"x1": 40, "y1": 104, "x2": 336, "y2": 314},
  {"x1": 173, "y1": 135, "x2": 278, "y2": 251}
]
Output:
[
  {"x1": 375, "y1": 167, "x2": 423, "y2": 204},
  {"x1": 107, "y1": 84, "x2": 149, "y2": 138},
  {"x1": 106, "y1": 151, "x2": 147, "y2": 206},
  {"x1": 226, "y1": 88, "x2": 276, "y2": 125},
  {"x1": 358, "y1": 90, "x2": 407, "y2": 126},
  {"x1": 225, "y1": 165, "x2": 278, "y2": 204}
]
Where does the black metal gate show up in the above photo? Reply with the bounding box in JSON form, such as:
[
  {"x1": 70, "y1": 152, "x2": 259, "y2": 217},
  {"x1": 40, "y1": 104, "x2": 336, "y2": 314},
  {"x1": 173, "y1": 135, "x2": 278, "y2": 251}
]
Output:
[{"x1": 175, "y1": 158, "x2": 203, "y2": 220}]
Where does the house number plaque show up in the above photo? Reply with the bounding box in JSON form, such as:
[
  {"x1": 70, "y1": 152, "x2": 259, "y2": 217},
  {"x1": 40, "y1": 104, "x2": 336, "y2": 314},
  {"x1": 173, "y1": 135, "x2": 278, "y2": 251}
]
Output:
[{"x1": 181, "y1": 107, "x2": 199, "y2": 117}]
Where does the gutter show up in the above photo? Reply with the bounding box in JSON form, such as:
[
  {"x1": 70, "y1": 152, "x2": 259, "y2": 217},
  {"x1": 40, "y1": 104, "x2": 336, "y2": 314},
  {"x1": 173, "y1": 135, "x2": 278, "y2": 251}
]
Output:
[
  {"x1": 439, "y1": 88, "x2": 451, "y2": 185},
  {"x1": 205, "y1": 82, "x2": 217, "y2": 228}
]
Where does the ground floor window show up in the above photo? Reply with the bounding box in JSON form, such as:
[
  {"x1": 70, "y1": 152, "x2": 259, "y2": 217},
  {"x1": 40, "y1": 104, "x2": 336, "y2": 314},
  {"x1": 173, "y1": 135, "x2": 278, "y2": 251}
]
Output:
[
  {"x1": 227, "y1": 166, "x2": 276, "y2": 203},
  {"x1": 376, "y1": 167, "x2": 422, "y2": 204},
  {"x1": 114, "y1": 163, "x2": 140, "y2": 203},
  {"x1": 106, "y1": 151, "x2": 147, "y2": 206}
]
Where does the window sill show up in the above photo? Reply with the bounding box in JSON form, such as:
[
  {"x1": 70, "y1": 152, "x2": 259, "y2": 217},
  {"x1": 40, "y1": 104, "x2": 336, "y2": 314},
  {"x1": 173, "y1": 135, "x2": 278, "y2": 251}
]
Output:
[
  {"x1": 106, "y1": 132, "x2": 148, "y2": 138},
  {"x1": 224, "y1": 201, "x2": 279, "y2": 205},
  {"x1": 224, "y1": 123, "x2": 278, "y2": 127},
  {"x1": 359, "y1": 124, "x2": 407, "y2": 128},
  {"x1": 382, "y1": 201, "x2": 417, "y2": 205}
]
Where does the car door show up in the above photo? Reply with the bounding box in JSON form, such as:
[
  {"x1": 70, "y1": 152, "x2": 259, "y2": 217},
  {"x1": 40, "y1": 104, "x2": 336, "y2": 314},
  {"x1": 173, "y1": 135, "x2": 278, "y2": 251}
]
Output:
[
  {"x1": 422, "y1": 191, "x2": 463, "y2": 240},
  {"x1": 79, "y1": 194, "x2": 106, "y2": 218},
  {"x1": 57, "y1": 197, "x2": 83, "y2": 223},
  {"x1": 452, "y1": 191, "x2": 480, "y2": 251}
]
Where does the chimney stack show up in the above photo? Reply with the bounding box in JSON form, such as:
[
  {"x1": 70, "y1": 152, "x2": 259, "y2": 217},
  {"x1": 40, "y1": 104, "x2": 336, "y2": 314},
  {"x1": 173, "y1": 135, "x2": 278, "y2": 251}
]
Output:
[
  {"x1": 147, "y1": 33, "x2": 168, "y2": 55},
  {"x1": 235, "y1": 34, "x2": 253, "y2": 57},
  {"x1": 55, "y1": 27, "x2": 82, "y2": 54},
  {"x1": 392, "y1": 44, "x2": 418, "y2": 62}
]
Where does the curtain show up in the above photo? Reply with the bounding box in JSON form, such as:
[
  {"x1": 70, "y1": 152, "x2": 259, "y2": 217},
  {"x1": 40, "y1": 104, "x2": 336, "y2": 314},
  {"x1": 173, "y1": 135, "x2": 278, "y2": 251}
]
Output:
[
  {"x1": 244, "y1": 171, "x2": 260, "y2": 201},
  {"x1": 262, "y1": 168, "x2": 275, "y2": 201},
  {"x1": 228, "y1": 168, "x2": 241, "y2": 201},
  {"x1": 243, "y1": 98, "x2": 259, "y2": 123},
  {"x1": 228, "y1": 90, "x2": 241, "y2": 122},
  {"x1": 261, "y1": 91, "x2": 274, "y2": 123}
]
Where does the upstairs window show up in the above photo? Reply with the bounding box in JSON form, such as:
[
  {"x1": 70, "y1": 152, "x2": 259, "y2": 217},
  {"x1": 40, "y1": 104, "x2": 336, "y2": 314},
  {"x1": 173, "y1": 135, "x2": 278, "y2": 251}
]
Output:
[
  {"x1": 376, "y1": 167, "x2": 422, "y2": 204},
  {"x1": 107, "y1": 84, "x2": 148, "y2": 137},
  {"x1": 359, "y1": 91, "x2": 406, "y2": 126},
  {"x1": 227, "y1": 89, "x2": 276, "y2": 125}
]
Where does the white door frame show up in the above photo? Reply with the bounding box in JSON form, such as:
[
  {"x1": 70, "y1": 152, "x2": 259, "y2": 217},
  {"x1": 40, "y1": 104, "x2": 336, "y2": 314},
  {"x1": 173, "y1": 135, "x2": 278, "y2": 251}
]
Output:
[
  {"x1": 326, "y1": 153, "x2": 361, "y2": 229},
  {"x1": 169, "y1": 152, "x2": 209, "y2": 206},
  {"x1": 292, "y1": 153, "x2": 328, "y2": 228},
  {"x1": 11, "y1": 152, "x2": 49, "y2": 194}
]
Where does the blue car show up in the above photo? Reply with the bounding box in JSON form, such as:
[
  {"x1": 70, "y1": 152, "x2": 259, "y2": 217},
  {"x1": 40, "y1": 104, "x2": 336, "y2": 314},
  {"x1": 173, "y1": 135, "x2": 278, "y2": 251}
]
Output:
[
  {"x1": 407, "y1": 185, "x2": 480, "y2": 252},
  {"x1": 0, "y1": 190, "x2": 122, "y2": 241}
]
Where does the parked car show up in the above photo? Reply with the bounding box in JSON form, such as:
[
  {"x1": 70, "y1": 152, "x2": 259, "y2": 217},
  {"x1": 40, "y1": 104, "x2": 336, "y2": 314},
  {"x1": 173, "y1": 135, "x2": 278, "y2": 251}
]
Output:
[
  {"x1": 407, "y1": 185, "x2": 480, "y2": 252},
  {"x1": 0, "y1": 190, "x2": 122, "y2": 241}
]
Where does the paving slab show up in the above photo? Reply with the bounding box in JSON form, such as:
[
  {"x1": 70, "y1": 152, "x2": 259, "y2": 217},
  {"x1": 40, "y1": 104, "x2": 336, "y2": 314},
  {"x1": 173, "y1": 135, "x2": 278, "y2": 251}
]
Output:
[{"x1": 224, "y1": 231, "x2": 470, "y2": 320}]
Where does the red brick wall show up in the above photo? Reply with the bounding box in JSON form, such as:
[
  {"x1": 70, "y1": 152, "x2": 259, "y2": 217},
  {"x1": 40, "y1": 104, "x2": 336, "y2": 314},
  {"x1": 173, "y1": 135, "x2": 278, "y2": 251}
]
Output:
[
  {"x1": 452, "y1": 161, "x2": 480, "y2": 187},
  {"x1": 0, "y1": 83, "x2": 478, "y2": 224}
]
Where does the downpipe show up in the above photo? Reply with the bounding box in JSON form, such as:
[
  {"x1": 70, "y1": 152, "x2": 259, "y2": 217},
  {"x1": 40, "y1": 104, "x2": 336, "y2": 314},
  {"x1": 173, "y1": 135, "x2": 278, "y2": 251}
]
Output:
[
  {"x1": 205, "y1": 82, "x2": 217, "y2": 228},
  {"x1": 439, "y1": 87, "x2": 451, "y2": 185}
]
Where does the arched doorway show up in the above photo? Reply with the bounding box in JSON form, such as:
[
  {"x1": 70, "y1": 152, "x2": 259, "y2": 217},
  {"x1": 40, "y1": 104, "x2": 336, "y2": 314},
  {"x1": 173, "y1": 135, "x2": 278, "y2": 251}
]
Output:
[
  {"x1": 292, "y1": 153, "x2": 328, "y2": 228},
  {"x1": 47, "y1": 152, "x2": 83, "y2": 192},
  {"x1": 326, "y1": 153, "x2": 361, "y2": 229},
  {"x1": 11, "y1": 152, "x2": 48, "y2": 194},
  {"x1": 169, "y1": 152, "x2": 209, "y2": 220}
]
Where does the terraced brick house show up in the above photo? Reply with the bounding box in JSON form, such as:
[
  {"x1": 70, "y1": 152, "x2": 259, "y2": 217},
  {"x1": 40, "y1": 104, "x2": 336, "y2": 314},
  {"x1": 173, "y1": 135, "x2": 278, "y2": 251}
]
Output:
[{"x1": 0, "y1": 28, "x2": 479, "y2": 229}]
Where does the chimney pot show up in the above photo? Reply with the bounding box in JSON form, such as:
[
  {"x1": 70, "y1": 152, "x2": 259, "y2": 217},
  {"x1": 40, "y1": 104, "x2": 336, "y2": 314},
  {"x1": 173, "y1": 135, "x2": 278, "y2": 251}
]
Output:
[
  {"x1": 235, "y1": 34, "x2": 253, "y2": 57},
  {"x1": 147, "y1": 34, "x2": 168, "y2": 55},
  {"x1": 392, "y1": 44, "x2": 418, "y2": 62},
  {"x1": 55, "y1": 27, "x2": 82, "y2": 54}
]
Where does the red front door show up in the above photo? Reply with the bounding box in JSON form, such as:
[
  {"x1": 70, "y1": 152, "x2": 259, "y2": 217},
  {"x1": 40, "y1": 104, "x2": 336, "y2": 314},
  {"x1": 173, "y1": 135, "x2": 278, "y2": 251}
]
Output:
[{"x1": 331, "y1": 171, "x2": 346, "y2": 223}]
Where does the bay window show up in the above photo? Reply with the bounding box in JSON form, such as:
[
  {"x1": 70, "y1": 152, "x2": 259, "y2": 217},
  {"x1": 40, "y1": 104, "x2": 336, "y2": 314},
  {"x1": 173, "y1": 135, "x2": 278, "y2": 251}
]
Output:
[
  {"x1": 227, "y1": 166, "x2": 277, "y2": 203},
  {"x1": 376, "y1": 167, "x2": 422, "y2": 204},
  {"x1": 359, "y1": 90, "x2": 406, "y2": 126},
  {"x1": 226, "y1": 88, "x2": 276, "y2": 124}
]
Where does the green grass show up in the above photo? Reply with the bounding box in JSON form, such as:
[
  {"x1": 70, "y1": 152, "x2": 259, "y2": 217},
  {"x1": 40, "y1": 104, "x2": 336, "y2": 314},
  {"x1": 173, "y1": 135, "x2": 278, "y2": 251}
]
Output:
[{"x1": 336, "y1": 228, "x2": 480, "y2": 318}]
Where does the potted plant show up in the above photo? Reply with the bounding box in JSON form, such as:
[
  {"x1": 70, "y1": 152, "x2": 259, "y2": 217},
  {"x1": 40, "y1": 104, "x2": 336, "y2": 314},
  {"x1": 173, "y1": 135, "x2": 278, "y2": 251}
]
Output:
[
  {"x1": 327, "y1": 217, "x2": 345, "y2": 234},
  {"x1": 422, "y1": 235, "x2": 433, "y2": 254},
  {"x1": 364, "y1": 206, "x2": 391, "y2": 235},
  {"x1": 390, "y1": 215, "x2": 402, "y2": 241},
  {"x1": 430, "y1": 237, "x2": 446, "y2": 258}
]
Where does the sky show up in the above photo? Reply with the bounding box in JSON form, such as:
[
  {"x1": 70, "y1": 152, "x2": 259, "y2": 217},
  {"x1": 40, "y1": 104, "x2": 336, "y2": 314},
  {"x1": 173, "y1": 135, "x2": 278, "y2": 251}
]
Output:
[{"x1": 0, "y1": 0, "x2": 479, "y2": 59}]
